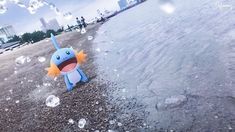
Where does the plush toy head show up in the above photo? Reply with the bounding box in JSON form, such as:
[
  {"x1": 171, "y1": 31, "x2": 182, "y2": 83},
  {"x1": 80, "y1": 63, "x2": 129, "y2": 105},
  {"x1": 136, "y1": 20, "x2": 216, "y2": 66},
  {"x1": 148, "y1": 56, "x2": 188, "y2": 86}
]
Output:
[{"x1": 46, "y1": 34, "x2": 86, "y2": 77}]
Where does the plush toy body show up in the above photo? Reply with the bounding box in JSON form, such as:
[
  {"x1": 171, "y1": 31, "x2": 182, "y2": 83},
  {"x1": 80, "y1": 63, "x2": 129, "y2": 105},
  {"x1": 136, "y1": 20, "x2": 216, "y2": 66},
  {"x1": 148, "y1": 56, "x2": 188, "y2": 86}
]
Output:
[{"x1": 46, "y1": 34, "x2": 88, "y2": 91}]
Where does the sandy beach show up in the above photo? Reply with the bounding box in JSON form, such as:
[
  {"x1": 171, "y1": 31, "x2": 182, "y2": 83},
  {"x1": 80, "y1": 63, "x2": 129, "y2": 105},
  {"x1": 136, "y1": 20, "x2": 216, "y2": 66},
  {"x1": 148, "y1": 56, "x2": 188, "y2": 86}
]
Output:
[{"x1": 0, "y1": 24, "x2": 143, "y2": 131}]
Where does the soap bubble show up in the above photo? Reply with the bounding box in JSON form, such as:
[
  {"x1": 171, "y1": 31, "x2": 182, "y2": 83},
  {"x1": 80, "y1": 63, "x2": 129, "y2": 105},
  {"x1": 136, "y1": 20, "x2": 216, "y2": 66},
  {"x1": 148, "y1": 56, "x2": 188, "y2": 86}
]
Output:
[
  {"x1": 159, "y1": 1, "x2": 175, "y2": 14},
  {"x1": 15, "y1": 56, "x2": 31, "y2": 65},
  {"x1": 15, "y1": 100, "x2": 20, "y2": 103},
  {"x1": 109, "y1": 120, "x2": 115, "y2": 125},
  {"x1": 54, "y1": 7, "x2": 61, "y2": 15},
  {"x1": 6, "y1": 97, "x2": 11, "y2": 101},
  {"x1": 27, "y1": 6, "x2": 36, "y2": 14},
  {"x1": 9, "y1": 0, "x2": 19, "y2": 3},
  {"x1": 0, "y1": 0, "x2": 6, "y2": 5},
  {"x1": 29, "y1": 0, "x2": 44, "y2": 9},
  {"x1": 63, "y1": 12, "x2": 72, "y2": 20},
  {"x1": 81, "y1": 28, "x2": 86, "y2": 34},
  {"x1": 17, "y1": 2, "x2": 26, "y2": 8},
  {"x1": 78, "y1": 118, "x2": 86, "y2": 128},
  {"x1": 68, "y1": 118, "x2": 75, "y2": 124},
  {"x1": 38, "y1": 56, "x2": 46, "y2": 62},
  {"x1": 0, "y1": 5, "x2": 7, "y2": 14},
  {"x1": 95, "y1": 48, "x2": 101, "y2": 52},
  {"x1": 87, "y1": 36, "x2": 93, "y2": 40},
  {"x1": 46, "y1": 95, "x2": 60, "y2": 107},
  {"x1": 49, "y1": 3, "x2": 55, "y2": 9}
]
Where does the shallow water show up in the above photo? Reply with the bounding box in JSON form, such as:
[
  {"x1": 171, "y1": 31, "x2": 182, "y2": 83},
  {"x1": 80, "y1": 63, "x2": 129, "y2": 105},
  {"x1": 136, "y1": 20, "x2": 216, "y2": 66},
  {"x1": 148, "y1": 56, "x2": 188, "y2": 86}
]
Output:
[{"x1": 95, "y1": 0, "x2": 235, "y2": 130}]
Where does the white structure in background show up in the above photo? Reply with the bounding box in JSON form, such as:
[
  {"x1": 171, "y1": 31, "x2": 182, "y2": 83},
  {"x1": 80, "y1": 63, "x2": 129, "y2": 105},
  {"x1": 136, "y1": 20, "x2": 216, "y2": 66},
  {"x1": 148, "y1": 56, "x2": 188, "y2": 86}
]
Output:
[
  {"x1": 0, "y1": 25, "x2": 16, "y2": 42},
  {"x1": 40, "y1": 18, "x2": 60, "y2": 32},
  {"x1": 118, "y1": 0, "x2": 128, "y2": 10}
]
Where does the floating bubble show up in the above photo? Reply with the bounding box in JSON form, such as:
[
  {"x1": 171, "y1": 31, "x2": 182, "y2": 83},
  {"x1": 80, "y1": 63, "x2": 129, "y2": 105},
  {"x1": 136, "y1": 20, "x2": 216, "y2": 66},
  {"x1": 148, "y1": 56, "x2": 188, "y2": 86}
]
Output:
[
  {"x1": 28, "y1": 80, "x2": 33, "y2": 82},
  {"x1": 68, "y1": 118, "x2": 75, "y2": 124},
  {"x1": 78, "y1": 118, "x2": 86, "y2": 129},
  {"x1": 29, "y1": 0, "x2": 44, "y2": 9},
  {"x1": 96, "y1": 48, "x2": 101, "y2": 52},
  {"x1": 63, "y1": 12, "x2": 72, "y2": 20},
  {"x1": 87, "y1": 36, "x2": 93, "y2": 40},
  {"x1": 117, "y1": 122, "x2": 122, "y2": 126},
  {"x1": 9, "y1": 0, "x2": 19, "y2": 3},
  {"x1": 20, "y1": 81, "x2": 23, "y2": 84},
  {"x1": 0, "y1": 0, "x2": 6, "y2": 5},
  {"x1": 49, "y1": 3, "x2": 55, "y2": 9},
  {"x1": 15, "y1": 100, "x2": 20, "y2": 103},
  {"x1": 6, "y1": 97, "x2": 11, "y2": 101},
  {"x1": 108, "y1": 130, "x2": 115, "y2": 132},
  {"x1": 76, "y1": 29, "x2": 81, "y2": 32},
  {"x1": 98, "y1": 107, "x2": 103, "y2": 111},
  {"x1": 54, "y1": 7, "x2": 61, "y2": 15},
  {"x1": 4, "y1": 78, "x2": 7, "y2": 81},
  {"x1": 4, "y1": 108, "x2": 8, "y2": 111},
  {"x1": 0, "y1": 5, "x2": 7, "y2": 14},
  {"x1": 109, "y1": 120, "x2": 115, "y2": 125},
  {"x1": 81, "y1": 28, "x2": 86, "y2": 34},
  {"x1": 14, "y1": 56, "x2": 31, "y2": 64},
  {"x1": 43, "y1": 82, "x2": 51, "y2": 87},
  {"x1": 38, "y1": 56, "x2": 46, "y2": 62},
  {"x1": 17, "y1": 2, "x2": 26, "y2": 8},
  {"x1": 14, "y1": 70, "x2": 18, "y2": 74},
  {"x1": 159, "y1": 2, "x2": 175, "y2": 14},
  {"x1": 46, "y1": 95, "x2": 60, "y2": 107},
  {"x1": 9, "y1": 89, "x2": 13, "y2": 94},
  {"x1": 217, "y1": 2, "x2": 233, "y2": 11}
]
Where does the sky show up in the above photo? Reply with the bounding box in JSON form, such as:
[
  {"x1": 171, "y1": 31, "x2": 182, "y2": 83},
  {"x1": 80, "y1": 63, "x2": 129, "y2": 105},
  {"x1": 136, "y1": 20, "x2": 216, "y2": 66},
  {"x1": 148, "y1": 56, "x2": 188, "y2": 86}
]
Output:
[{"x1": 0, "y1": 0, "x2": 120, "y2": 34}]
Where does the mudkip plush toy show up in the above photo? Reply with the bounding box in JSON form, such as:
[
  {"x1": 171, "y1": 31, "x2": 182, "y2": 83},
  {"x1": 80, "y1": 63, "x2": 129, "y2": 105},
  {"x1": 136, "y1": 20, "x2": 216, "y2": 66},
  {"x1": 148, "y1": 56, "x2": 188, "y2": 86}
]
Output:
[{"x1": 46, "y1": 34, "x2": 88, "y2": 91}]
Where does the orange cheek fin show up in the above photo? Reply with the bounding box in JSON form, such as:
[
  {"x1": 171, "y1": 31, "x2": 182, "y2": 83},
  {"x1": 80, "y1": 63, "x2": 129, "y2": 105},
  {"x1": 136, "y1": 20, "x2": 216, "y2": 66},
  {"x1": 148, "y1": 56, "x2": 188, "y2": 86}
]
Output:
[
  {"x1": 45, "y1": 62, "x2": 61, "y2": 77},
  {"x1": 75, "y1": 50, "x2": 87, "y2": 64}
]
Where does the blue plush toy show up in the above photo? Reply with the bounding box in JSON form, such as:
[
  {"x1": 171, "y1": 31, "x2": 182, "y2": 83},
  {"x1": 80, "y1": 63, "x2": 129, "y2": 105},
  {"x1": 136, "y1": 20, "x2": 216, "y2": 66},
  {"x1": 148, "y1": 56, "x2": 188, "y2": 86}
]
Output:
[{"x1": 46, "y1": 34, "x2": 88, "y2": 91}]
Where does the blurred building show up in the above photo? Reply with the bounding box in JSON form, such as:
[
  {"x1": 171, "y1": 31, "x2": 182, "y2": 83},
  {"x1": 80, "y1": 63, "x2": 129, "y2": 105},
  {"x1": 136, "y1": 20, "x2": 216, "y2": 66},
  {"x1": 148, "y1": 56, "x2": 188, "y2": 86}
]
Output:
[
  {"x1": 118, "y1": 0, "x2": 128, "y2": 10},
  {"x1": 0, "y1": 25, "x2": 16, "y2": 42},
  {"x1": 40, "y1": 18, "x2": 60, "y2": 32}
]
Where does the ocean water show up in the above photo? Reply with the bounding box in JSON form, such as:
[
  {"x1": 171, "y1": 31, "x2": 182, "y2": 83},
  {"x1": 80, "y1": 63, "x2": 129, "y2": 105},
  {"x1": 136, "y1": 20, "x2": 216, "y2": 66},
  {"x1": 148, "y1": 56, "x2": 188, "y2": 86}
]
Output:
[{"x1": 94, "y1": 0, "x2": 235, "y2": 130}]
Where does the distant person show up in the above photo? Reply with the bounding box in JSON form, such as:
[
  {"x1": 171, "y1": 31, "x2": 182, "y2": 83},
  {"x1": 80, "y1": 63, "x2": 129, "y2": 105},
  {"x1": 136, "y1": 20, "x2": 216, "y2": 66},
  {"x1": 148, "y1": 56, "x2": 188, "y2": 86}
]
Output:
[
  {"x1": 76, "y1": 17, "x2": 82, "y2": 30},
  {"x1": 81, "y1": 16, "x2": 87, "y2": 28}
]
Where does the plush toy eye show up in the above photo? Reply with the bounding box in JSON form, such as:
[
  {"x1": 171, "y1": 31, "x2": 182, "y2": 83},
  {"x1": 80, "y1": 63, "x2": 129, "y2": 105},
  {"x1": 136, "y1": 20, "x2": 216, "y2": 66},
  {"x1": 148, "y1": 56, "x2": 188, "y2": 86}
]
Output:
[
  {"x1": 66, "y1": 51, "x2": 70, "y2": 55},
  {"x1": 56, "y1": 55, "x2": 60, "y2": 60}
]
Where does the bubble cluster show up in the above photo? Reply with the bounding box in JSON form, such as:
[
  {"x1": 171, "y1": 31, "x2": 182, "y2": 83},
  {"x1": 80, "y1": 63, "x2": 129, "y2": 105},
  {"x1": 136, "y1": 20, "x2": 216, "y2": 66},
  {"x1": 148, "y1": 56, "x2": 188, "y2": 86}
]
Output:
[
  {"x1": 15, "y1": 56, "x2": 31, "y2": 65},
  {"x1": 0, "y1": 5, "x2": 7, "y2": 14},
  {"x1": 63, "y1": 12, "x2": 73, "y2": 20},
  {"x1": 0, "y1": 0, "x2": 71, "y2": 18},
  {"x1": 38, "y1": 56, "x2": 46, "y2": 62}
]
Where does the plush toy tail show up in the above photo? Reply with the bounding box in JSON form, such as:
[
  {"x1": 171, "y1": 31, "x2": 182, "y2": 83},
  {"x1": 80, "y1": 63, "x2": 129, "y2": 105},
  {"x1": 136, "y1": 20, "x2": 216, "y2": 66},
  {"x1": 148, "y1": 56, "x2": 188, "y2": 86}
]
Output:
[
  {"x1": 45, "y1": 62, "x2": 61, "y2": 77},
  {"x1": 75, "y1": 50, "x2": 87, "y2": 64}
]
